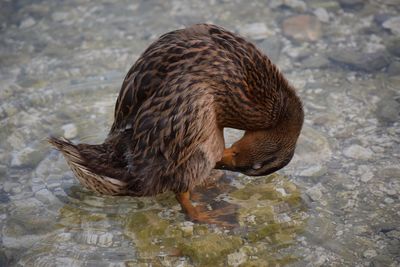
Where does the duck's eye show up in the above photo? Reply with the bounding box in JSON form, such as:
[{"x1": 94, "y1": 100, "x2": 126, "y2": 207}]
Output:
[{"x1": 252, "y1": 162, "x2": 262, "y2": 170}]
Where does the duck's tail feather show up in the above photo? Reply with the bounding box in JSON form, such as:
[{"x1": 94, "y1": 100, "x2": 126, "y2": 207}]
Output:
[{"x1": 48, "y1": 136, "x2": 128, "y2": 195}]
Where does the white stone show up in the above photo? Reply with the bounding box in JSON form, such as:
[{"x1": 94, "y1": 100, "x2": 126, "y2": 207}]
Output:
[
  {"x1": 227, "y1": 250, "x2": 247, "y2": 267},
  {"x1": 306, "y1": 183, "x2": 324, "y2": 201},
  {"x1": 98, "y1": 232, "x2": 113, "y2": 247},
  {"x1": 363, "y1": 249, "x2": 377, "y2": 258},
  {"x1": 299, "y1": 164, "x2": 326, "y2": 177},
  {"x1": 62, "y1": 123, "x2": 78, "y2": 139},
  {"x1": 314, "y1": 8, "x2": 330, "y2": 23},
  {"x1": 11, "y1": 147, "x2": 35, "y2": 167},
  {"x1": 358, "y1": 165, "x2": 374, "y2": 182},
  {"x1": 35, "y1": 189, "x2": 57, "y2": 203},
  {"x1": 384, "y1": 197, "x2": 394, "y2": 204},
  {"x1": 276, "y1": 187, "x2": 288, "y2": 196},
  {"x1": 238, "y1": 23, "x2": 271, "y2": 40},
  {"x1": 343, "y1": 145, "x2": 373, "y2": 160},
  {"x1": 3, "y1": 182, "x2": 19, "y2": 193},
  {"x1": 52, "y1": 12, "x2": 69, "y2": 22},
  {"x1": 20, "y1": 17, "x2": 36, "y2": 29},
  {"x1": 276, "y1": 213, "x2": 291, "y2": 223},
  {"x1": 282, "y1": 0, "x2": 307, "y2": 11},
  {"x1": 181, "y1": 221, "x2": 194, "y2": 237},
  {"x1": 383, "y1": 16, "x2": 400, "y2": 36}
]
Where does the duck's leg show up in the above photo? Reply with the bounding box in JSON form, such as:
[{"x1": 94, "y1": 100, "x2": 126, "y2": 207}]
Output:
[
  {"x1": 176, "y1": 191, "x2": 205, "y2": 221},
  {"x1": 176, "y1": 191, "x2": 235, "y2": 227}
]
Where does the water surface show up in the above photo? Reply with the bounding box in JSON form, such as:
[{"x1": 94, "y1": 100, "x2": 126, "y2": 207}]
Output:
[{"x1": 1, "y1": 0, "x2": 399, "y2": 266}]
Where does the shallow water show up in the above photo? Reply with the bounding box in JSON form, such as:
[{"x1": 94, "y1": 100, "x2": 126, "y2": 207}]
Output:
[{"x1": 1, "y1": 0, "x2": 399, "y2": 266}]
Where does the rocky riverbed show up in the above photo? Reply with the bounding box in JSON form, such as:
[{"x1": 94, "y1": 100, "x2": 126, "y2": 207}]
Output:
[{"x1": 1, "y1": 0, "x2": 399, "y2": 266}]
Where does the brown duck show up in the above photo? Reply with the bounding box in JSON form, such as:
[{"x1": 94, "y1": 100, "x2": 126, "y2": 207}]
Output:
[{"x1": 49, "y1": 24, "x2": 304, "y2": 223}]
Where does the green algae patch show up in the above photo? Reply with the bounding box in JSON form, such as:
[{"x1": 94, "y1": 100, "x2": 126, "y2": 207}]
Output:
[
  {"x1": 179, "y1": 233, "x2": 243, "y2": 266},
  {"x1": 123, "y1": 210, "x2": 180, "y2": 259},
  {"x1": 57, "y1": 205, "x2": 107, "y2": 226},
  {"x1": 240, "y1": 255, "x2": 298, "y2": 267},
  {"x1": 120, "y1": 173, "x2": 307, "y2": 265},
  {"x1": 247, "y1": 223, "x2": 281, "y2": 243}
]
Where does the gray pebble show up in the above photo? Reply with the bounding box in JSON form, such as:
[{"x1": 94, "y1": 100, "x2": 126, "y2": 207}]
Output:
[{"x1": 343, "y1": 145, "x2": 373, "y2": 160}]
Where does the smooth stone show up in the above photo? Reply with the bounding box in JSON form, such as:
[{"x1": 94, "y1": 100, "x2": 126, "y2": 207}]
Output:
[
  {"x1": 51, "y1": 12, "x2": 69, "y2": 22},
  {"x1": 338, "y1": 0, "x2": 364, "y2": 10},
  {"x1": 35, "y1": 189, "x2": 58, "y2": 204},
  {"x1": 0, "y1": 165, "x2": 7, "y2": 176},
  {"x1": 279, "y1": 0, "x2": 307, "y2": 11},
  {"x1": 374, "y1": 13, "x2": 392, "y2": 26},
  {"x1": 382, "y1": 16, "x2": 400, "y2": 36},
  {"x1": 299, "y1": 164, "x2": 326, "y2": 177},
  {"x1": 282, "y1": 15, "x2": 322, "y2": 42},
  {"x1": 370, "y1": 255, "x2": 396, "y2": 267},
  {"x1": 179, "y1": 234, "x2": 242, "y2": 265},
  {"x1": 286, "y1": 126, "x2": 332, "y2": 175},
  {"x1": 181, "y1": 221, "x2": 194, "y2": 237},
  {"x1": 363, "y1": 249, "x2": 377, "y2": 258},
  {"x1": 358, "y1": 165, "x2": 374, "y2": 182},
  {"x1": 386, "y1": 38, "x2": 400, "y2": 57},
  {"x1": 19, "y1": 17, "x2": 36, "y2": 29},
  {"x1": 80, "y1": 231, "x2": 113, "y2": 247},
  {"x1": 384, "y1": 198, "x2": 394, "y2": 204},
  {"x1": 306, "y1": 183, "x2": 325, "y2": 201},
  {"x1": 227, "y1": 250, "x2": 247, "y2": 267},
  {"x1": 343, "y1": 145, "x2": 373, "y2": 160},
  {"x1": 328, "y1": 49, "x2": 390, "y2": 72},
  {"x1": 11, "y1": 146, "x2": 44, "y2": 168},
  {"x1": 7, "y1": 131, "x2": 31, "y2": 150},
  {"x1": 301, "y1": 54, "x2": 330, "y2": 68},
  {"x1": 62, "y1": 123, "x2": 78, "y2": 139},
  {"x1": 376, "y1": 96, "x2": 400, "y2": 123},
  {"x1": 309, "y1": 1, "x2": 340, "y2": 11},
  {"x1": 3, "y1": 182, "x2": 19, "y2": 193},
  {"x1": 387, "y1": 61, "x2": 400, "y2": 76},
  {"x1": 238, "y1": 23, "x2": 271, "y2": 40},
  {"x1": 313, "y1": 7, "x2": 330, "y2": 23},
  {"x1": 2, "y1": 230, "x2": 47, "y2": 249}
]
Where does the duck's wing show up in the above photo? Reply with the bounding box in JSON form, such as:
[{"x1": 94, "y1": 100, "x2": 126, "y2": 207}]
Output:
[
  {"x1": 109, "y1": 29, "x2": 188, "y2": 134},
  {"x1": 123, "y1": 80, "x2": 217, "y2": 194}
]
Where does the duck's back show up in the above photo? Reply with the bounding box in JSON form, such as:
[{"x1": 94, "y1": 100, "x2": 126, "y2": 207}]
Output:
[{"x1": 110, "y1": 24, "x2": 279, "y2": 133}]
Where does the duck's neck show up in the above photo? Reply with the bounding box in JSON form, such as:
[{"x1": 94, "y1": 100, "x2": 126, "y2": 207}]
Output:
[
  {"x1": 274, "y1": 86, "x2": 304, "y2": 138},
  {"x1": 216, "y1": 78, "x2": 303, "y2": 134}
]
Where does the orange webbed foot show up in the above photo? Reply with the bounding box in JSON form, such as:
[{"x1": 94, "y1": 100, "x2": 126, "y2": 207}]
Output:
[{"x1": 176, "y1": 191, "x2": 237, "y2": 228}]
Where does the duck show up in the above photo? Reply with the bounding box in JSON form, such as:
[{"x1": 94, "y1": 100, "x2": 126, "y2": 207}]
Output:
[{"x1": 49, "y1": 24, "x2": 304, "y2": 224}]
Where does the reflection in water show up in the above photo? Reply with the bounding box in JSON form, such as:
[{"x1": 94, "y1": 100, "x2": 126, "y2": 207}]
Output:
[
  {"x1": 1, "y1": 0, "x2": 399, "y2": 266},
  {"x1": 19, "y1": 172, "x2": 307, "y2": 266}
]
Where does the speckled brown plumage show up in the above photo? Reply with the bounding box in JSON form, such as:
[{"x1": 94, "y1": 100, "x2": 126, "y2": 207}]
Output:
[{"x1": 49, "y1": 24, "x2": 304, "y2": 221}]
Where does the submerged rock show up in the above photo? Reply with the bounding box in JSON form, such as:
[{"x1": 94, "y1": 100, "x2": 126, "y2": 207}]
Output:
[
  {"x1": 179, "y1": 234, "x2": 243, "y2": 265},
  {"x1": 376, "y1": 96, "x2": 400, "y2": 123},
  {"x1": 19, "y1": 17, "x2": 36, "y2": 29},
  {"x1": 11, "y1": 146, "x2": 45, "y2": 168},
  {"x1": 282, "y1": 15, "x2": 322, "y2": 42},
  {"x1": 343, "y1": 145, "x2": 373, "y2": 160},
  {"x1": 62, "y1": 123, "x2": 78, "y2": 139},
  {"x1": 328, "y1": 49, "x2": 390, "y2": 72},
  {"x1": 382, "y1": 16, "x2": 400, "y2": 36},
  {"x1": 338, "y1": 0, "x2": 364, "y2": 10},
  {"x1": 386, "y1": 38, "x2": 400, "y2": 57},
  {"x1": 227, "y1": 250, "x2": 247, "y2": 267},
  {"x1": 238, "y1": 23, "x2": 272, "y2": 40}
]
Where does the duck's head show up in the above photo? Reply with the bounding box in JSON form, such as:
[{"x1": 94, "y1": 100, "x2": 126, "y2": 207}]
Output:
[{"x1": 215, "y1": 129, "x2": 299, "y2": 176}]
